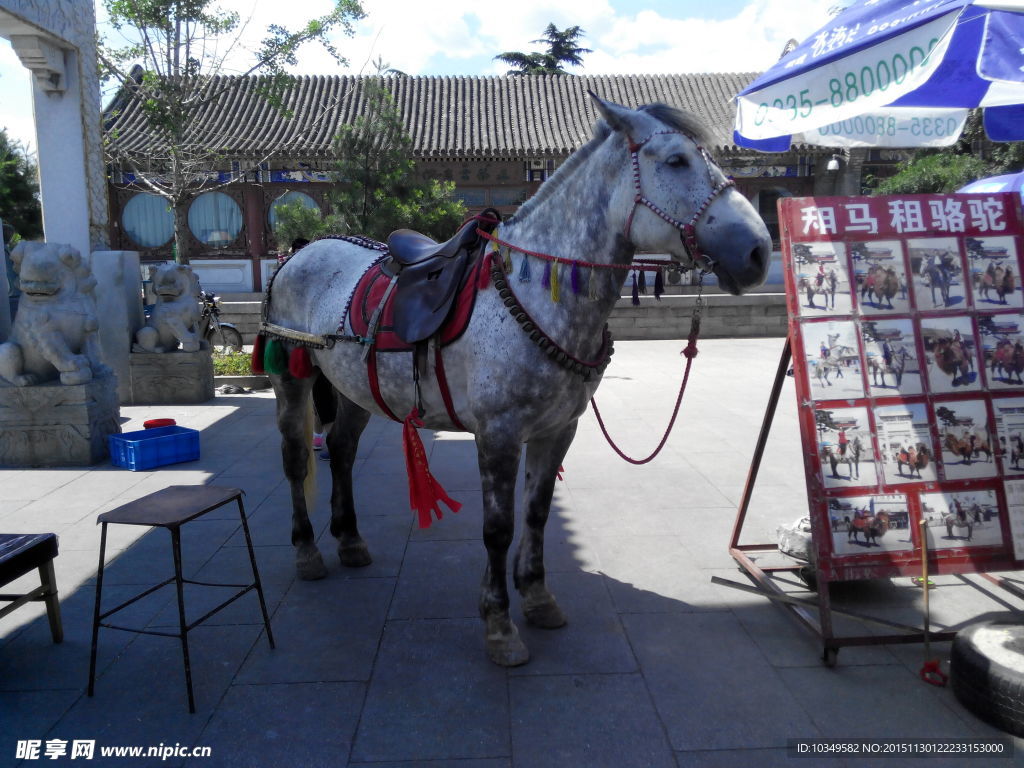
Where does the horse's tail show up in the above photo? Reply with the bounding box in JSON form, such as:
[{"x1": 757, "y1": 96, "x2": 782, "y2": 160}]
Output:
[{"x1": 303, "y1": 393, "x2": 316, "y2": 516}]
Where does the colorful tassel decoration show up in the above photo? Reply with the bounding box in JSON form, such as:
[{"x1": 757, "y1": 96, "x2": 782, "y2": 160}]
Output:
[
  {"x1": 550, "y1": 261, "x2": 560, "y2": 303},
  {"x1": 542, "y1": 260, "x2": 552, "y2": 289},
  {"x1": 631, "y1": 273, "x2": 640, "y2": 306},
  {"x1": 588, "y1": 266, "x2": 600, "y2": 301},
  {"x1": 638, "y1": 269, "x2": 647, "y2": 295},
  {"x1": 288, "y1": 346, "x2": 313, "y2": 378},
  {"x1": 518, "y1": 254, "x2": 531, "y2": 282},
  {"x1": 502, "y1": 246, "x2": 513, "y2": 274},
  {"x1": 250, "y1": 334, "x2": 266, "y2": 374},
  {"x1": 264, "y1": 338, "x2": 288, "y2": 375},
  {"x1": 570, "y1": 261, "x2": 581, "y2": 295},
  {"x1": 402, "y1": 409, "x2": 462, "y2": 529},
  {"x1": 654, "y1": 267, "x2": 664, "y2": 300}
]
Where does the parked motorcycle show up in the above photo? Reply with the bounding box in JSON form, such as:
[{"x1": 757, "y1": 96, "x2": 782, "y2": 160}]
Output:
[{"x1": 199, "y1": 290, "x2": 243, "y2": 354}]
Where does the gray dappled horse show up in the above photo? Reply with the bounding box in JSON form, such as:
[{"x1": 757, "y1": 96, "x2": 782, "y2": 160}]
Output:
[{"x1": 264, "y1": 96, "x2": 771, "y2": 666}]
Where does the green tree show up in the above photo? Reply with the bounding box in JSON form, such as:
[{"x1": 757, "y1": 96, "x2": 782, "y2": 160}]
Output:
[
  {"x1": 869, "y1": 111, "x2": 1024, "y2": 194},
  {"x1": 270, "y1": 200, "x2": 324, "y2": 252},
  {"x1": 0, "y1": 129, "x2": 42, "y2": 242},
  {"x1": 324, "y1": 74, "x2": 465, "y2": 242},
  {"x1": 100, "y1": 0, "x2": 365, "y2": 263},
  {"x1": 495, "y1": 24, "x2": 591, "y2": 75}
]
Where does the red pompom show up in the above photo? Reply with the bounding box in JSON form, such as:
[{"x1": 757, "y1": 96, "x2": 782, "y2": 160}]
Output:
[
  {"x1": 288, "y1": 346, "x2": 313, "y2": 379},
  {"x1": 251, "y1": 334, "x2": 266, "y2": 374}
]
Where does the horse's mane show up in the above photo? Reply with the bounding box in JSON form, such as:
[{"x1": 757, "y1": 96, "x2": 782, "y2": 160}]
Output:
[{"x1": 506, "y1": 102, "x2": 712, "y2": 226}]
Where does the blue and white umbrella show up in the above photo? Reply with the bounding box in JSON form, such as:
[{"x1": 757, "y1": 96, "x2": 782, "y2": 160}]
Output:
[
  {"x1": 735, "y1": 0, "x2": 1024, "y2": 151},
  {"x1": 958, "y1": 169, "x2": 1024, "y2": 193}
]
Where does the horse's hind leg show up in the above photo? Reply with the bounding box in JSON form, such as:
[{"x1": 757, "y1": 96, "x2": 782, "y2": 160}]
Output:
[
  {"x1": 325, "y1": 391, "x2": 373, "y2": 567},
  {"x1": 476, "y1": 429, "x2": 528, "y2": 666},
  {"x1": 515, "y1": 422, "x2": 577, "y2": 630},
  {"x1": 272, "y1": 372, "x2": 326, "y2": 580}
]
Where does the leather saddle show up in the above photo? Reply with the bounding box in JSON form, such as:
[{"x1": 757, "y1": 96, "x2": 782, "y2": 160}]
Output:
[{"x1": 386, "y1": 210, "x2": 499, "y2": 345}]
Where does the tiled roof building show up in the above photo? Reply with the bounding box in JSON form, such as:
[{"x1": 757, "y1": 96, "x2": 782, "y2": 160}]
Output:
[
  {"x1": 104, "y1": 72, "x2": 848, "y2": 293},
  {"x1": 105, "y1": 73, "x2": 769, "y2": 161}
]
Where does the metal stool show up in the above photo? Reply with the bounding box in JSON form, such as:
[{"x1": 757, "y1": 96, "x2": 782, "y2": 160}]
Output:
[
  {"x1": 87, "y1": 486, "x2": 274, "y2": 712},
  {"x1": 0, "y1": 533, "x2": 62, "y2": 642}
]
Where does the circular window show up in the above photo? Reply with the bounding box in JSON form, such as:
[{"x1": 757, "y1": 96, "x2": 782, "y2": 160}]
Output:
[
  {"x1": 188, "y1": 191, "x2": 242, "y2": 247},
  {"x1": 268, "y1": 191, "x2": 319, "y2": 231},
  {"x1": 122, "y1": 193, "x2": 173, "y2": 248}
]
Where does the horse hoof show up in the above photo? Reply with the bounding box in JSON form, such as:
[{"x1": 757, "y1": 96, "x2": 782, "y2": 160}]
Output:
[
  {"x1": 522, "y1": 586, "x2": 567, "y2": 629},
  {"x1": 338, "y1": 541, "x2": 372, "y2": 568},
  {"x1": 297, "y1": 548, "x2": 328, "y2": 580},
  {"x1": 486, "y1": 625, "x2": 530, "y2": 667}
]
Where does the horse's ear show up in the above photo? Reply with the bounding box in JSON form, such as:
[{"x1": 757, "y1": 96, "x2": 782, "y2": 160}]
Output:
[{"x1": 588, "y1": 90, "x2": 634, "y2": 134}]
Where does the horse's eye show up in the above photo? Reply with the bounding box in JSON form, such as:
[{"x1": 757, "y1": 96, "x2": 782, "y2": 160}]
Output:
[{"x1": 665, "y1": 154, "x2": 688, "y2": 169}]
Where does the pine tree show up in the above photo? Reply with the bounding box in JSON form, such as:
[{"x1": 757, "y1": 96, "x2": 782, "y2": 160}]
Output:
[
  {"x1": 495, "y1": 24, "x2": 591, "y2": 76},
  {"x1": 0, "y1": 129, "x2": 42, "y2": 242}
]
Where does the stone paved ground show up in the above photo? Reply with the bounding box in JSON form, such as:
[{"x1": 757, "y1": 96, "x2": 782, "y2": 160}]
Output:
[{"x1": 1, "y1": 339, "x2": 1023, "y2": 767}]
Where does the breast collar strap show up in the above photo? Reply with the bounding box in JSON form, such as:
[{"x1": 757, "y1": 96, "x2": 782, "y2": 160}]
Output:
[{"x1": 622, "y1": 130, "x2": 735, "y2": 270}]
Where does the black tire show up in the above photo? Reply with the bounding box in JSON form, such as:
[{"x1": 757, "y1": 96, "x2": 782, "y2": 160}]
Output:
[
  {"x1": 208, "y1": 325, "x2": 243, "y2": 354},
  {"x1": 951, "y1": 614, "x2": 1024, "y2": 736}
]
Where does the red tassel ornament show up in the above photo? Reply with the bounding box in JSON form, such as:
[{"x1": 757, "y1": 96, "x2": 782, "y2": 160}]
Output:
[
  {"x1": 250, "y1": 334, "x2": 267, "y2": 374},
  {"x1": 402, "y1": 410, "x2": 462, "y2": 528},
  {"x1": 288, "y1": 346, "x2": 314, "y2": 378}
]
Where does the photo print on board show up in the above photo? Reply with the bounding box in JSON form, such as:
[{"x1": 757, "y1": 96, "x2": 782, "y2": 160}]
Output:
[
  {"x1": 875, "y1": 403, "x2": 938, "y2": 485},
  {"x1": 907, "y1": 237, "x2": 966, "y2": 311},
  {"x1": 849, "y1": 240, "x2": 910, "y2": 313},
  {"x1": 861, "y1": 318, "x2": 923, "y2": 396},
  {"x1": 815, "y1": 406, "x2": 878, "y2": 489},
  {"x1": 802, "y1": 321, "x2": 864, "y2": 400},
  {"x1": 828, "y1": 494, "x2": 914, "y2": 557},
  {"x1": 792, "y1": 241, "x2": 852, "y2": 316},
  {"x1": 934, "y1": 399, "x2": 997, "y2": 480},
  {"x1": 978, "y1": 313, "x2": 1024, "y2": 390},
  {"x1": 966, "y1": 236, "x2": 1022, "y2": 309},
  {"x1": 920, "y1": 315, "x2": 981, "y2": 393},
  {"x1": 993, "y1": 397, "x2": 1024, "y2": 476},
  {"x1": 919, "y1": 489, "x2": 1004, "y2": 550}
]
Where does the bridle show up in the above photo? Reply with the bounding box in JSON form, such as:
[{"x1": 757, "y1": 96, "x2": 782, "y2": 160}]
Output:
[{"x1": 622, "y1": 130, "x2": 736, "y2": 271}]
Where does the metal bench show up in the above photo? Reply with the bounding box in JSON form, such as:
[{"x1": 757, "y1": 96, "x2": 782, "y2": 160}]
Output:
[{"x1": 0, "y1": 533, "x2": 63, "y2": 643}]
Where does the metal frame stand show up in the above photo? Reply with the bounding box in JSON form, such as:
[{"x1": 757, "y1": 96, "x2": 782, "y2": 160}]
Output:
[{"x1": 726, "y1": 337, "x2": 959, "y2": 666}]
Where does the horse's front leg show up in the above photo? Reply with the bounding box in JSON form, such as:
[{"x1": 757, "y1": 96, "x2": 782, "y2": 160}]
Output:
[
  {"x1": 325, "y1": 389, "x2": 373, "y2": 567},
  {"x1": 476, "y1": 430, "x2": 527, "y2": 666},
  {"x1": 272, "y1": 372, "x2": 326, "y2": 580},
  {"x1": 515, "y1": 422, "x2": 577, "y2": 630}
]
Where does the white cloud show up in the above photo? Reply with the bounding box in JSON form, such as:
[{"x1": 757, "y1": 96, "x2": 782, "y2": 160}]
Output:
[{"x1": 0, "y1": 0, "x2": 837, "y2": 150}]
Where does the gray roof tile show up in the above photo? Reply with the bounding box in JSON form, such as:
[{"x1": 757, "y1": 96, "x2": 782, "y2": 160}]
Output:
[{"x1": 103, "y1": 73, "x2": 769, "y2": 161}]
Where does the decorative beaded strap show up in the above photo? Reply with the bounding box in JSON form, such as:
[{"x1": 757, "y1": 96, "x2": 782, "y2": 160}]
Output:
[
  {"x1": 489, "y1": 258, "x2": 613, "y2": 381},
  {"x1": 623, "y1": 130, "x2": 734, "y2": 268}
]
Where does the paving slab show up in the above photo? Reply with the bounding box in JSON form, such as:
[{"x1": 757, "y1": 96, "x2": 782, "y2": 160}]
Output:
[
  {"x1": 509, "y1": 673, "x2": 676, "y2": 768},
  {"x1": 0, "y1": 340, "x2": 1020, "y2": 767},
  {"x1": 351, "y1": 619, "x2": 508, "y2": 763}
]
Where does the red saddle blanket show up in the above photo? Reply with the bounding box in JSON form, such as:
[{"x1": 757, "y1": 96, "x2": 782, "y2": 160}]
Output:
[{"x1": 348, "y1": 255, "x2": 484, "y2": 351}]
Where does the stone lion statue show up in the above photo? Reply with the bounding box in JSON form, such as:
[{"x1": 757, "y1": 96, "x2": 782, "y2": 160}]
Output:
[
  {"x1": 0, "y1": 242, "x2": 106, "y2": 387},
  {"x1": 134, "y1": 263, "x2": 202, "y2": 353}
]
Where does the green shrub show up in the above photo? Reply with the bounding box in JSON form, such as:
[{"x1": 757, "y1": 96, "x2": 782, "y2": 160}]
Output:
[{"x1": 212, "y1": 351, "x2": 253, "y2": 376}]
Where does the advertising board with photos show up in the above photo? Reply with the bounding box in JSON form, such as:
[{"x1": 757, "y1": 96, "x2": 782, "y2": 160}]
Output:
[{"x1": 781, "y1": 193, "x2": 1024, "y2": 581}]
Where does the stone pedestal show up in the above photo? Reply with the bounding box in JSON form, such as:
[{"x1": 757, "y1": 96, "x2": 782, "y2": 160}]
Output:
[
  {"x1": 0, "y1": 372, "x2": 120, "y2": 467},
  {"x1": 129, "y1": 347, "x2": 214, "y2": 405}
]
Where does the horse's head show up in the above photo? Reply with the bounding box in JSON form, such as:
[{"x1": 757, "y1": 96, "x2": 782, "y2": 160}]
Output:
[{"x1": 590, "y1": 95, "x2": 771, "y2": 295}]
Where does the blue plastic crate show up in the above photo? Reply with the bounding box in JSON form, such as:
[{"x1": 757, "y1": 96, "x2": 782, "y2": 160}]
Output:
[{"x1": 108, "y1": 426, "x2": 200, "y2": 471}]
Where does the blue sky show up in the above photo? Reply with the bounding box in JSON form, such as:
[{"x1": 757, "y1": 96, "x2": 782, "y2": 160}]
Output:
[{"x1": 0, "y1": 0, "x2": 833, "y2": 151}]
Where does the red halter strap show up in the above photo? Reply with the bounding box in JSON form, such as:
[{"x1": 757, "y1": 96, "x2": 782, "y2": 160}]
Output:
[{"x1": 622, "y1": 130, "x2": 736, "y2": 268}]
